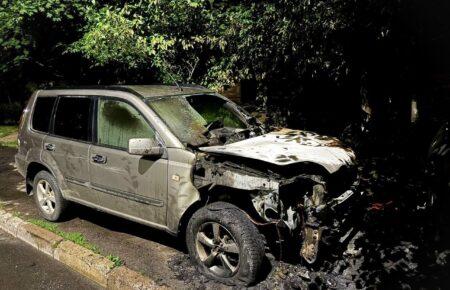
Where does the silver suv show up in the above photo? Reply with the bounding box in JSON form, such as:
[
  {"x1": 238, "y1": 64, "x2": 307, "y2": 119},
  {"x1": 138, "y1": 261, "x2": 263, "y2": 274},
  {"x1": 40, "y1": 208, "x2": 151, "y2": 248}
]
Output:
[{"x1": 16, "y1": 85, "x2": 359, "y2": 286}]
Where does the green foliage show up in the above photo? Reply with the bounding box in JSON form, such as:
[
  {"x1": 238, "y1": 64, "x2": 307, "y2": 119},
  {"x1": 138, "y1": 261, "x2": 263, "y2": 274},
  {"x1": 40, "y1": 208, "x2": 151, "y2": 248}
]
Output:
[
  {"x1": 28, "y1": 218, "x2": 123, "y2": 267},
  {"x1": 107, "y1": 254, "x2": 124, "y2": 268},
  {"x1": 0, "y1": 0, "x2": 399, "y2": 89},
  {"x1": 69, "y1": 6, "x2": 173, "y2": 69},
  {"x1": 0, "y1": 0, "x2": 434, "y2": 130},
  {"x1": 28, "y1": 218, "x2": 59, "y2": 232},
  {"x1": 28, "y1": 218, "x2": 100, "y2": 253},
  {"x1": 0, "y1": 0, "x2": 89, "y2": 73},
  {"x1": 67, "y1": 0, "x2": 352, "y2": 89},
  {"x1": 59, "y1": 231, "x2": 100, "y2": 253}
]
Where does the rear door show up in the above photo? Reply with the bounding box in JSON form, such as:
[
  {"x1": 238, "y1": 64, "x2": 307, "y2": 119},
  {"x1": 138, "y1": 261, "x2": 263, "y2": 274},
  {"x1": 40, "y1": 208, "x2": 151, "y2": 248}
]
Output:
[
  {"x1": 42, "y1": 96, "x2": 97, "y2": 204},
  {"x1": 89, "y1": 97, "x2": 168, "y2": 227}
]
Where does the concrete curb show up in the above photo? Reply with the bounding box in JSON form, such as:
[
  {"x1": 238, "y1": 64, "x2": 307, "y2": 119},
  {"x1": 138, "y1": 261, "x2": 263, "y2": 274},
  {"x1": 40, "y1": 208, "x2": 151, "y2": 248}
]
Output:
[
  {"x1": 0, "y1": 209, "x2": 168, "y2": 289},
  {"x1": 107, "y1": 266, "x2": 163, "y2": 290},
  {"x1": 55, "y1": 240, "x2": 114, "y2": 287},
  {"x1": 17, "y1": 223, "x2": 64, "y2": 257}
]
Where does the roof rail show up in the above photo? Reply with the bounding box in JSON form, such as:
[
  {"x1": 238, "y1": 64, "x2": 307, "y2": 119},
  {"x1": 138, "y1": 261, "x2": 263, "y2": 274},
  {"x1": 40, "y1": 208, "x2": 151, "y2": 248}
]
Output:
[
  {"x1": 41, "y1": 85, "x2": 144, "y2": 98},
  {"x1": 180, "y1": 83, "x2": 208, "y2": 89}
]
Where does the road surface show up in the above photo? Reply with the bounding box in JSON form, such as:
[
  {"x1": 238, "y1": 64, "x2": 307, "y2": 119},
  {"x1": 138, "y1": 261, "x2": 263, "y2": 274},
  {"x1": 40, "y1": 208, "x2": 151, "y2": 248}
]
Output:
[{"x1": 0, "y1": 228, "x2": 102, "y2": 290}]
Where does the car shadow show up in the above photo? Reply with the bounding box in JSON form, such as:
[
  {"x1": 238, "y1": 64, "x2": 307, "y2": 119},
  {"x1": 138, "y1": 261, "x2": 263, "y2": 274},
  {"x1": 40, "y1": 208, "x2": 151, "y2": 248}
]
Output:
[
  {"x1": 65, "y1": 203, "x2": 184, "y2": 251},
  {"x1": 69, "y1": 201, "x2": 277, "y2": 279}
]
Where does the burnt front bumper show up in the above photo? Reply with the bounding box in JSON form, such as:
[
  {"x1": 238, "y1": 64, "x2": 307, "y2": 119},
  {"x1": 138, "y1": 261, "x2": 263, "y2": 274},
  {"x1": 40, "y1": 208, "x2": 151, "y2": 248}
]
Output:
[{"x1": 300, "y1": 181, "x2": 365, "y2": 263}]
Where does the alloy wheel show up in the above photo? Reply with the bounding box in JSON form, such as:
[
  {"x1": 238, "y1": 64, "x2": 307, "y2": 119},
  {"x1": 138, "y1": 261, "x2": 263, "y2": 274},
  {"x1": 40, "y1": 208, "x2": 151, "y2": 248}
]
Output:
[
  {"x1": 36, "y1": 179, "x2": 56, "y2": 214},
  {"x1": 195, "y1": 222, "x2": 240, "y2": 277}
]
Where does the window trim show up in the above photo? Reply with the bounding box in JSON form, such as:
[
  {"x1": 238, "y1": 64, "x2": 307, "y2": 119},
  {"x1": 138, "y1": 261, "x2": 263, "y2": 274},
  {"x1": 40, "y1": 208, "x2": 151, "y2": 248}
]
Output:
[
  {"x1": 92, "y1": 96, "x2": 165, "y2": 152},
  {"x1": 30, "y1": 96, "x2": 58, "y2": 134},
  {"x1": 30, "y1": 94, "x2": 165, "y2": 150}
]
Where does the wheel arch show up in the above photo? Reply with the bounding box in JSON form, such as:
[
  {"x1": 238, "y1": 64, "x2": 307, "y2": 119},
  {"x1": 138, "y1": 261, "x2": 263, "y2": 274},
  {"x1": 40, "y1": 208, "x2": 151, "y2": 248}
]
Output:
[
  {"x1": 26, "y1": 162, "x2": 52, "y2": 195},
  {"x1": 177, "y1": 200, "x2": 205, "y2": 239},
  {"x1": 25, "y1": 161, "x2": 68, "y2": 196},
  {"x1": 177, "y1": 186, "x2": 262, "y2": 238}
]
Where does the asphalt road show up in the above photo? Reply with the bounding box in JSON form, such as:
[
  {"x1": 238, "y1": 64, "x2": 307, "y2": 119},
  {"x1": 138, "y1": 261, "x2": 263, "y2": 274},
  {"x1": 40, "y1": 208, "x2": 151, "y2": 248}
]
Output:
[{"x1": 0, "y1": 229, "x2": 102, "y2": 290}]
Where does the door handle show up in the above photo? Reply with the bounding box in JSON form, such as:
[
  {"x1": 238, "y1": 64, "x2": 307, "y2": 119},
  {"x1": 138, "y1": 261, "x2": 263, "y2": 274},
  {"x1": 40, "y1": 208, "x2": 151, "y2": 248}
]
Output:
[
  {"x1": 44, "y1": 143, "x2": 55, "y2": 151},
  {"x1": 91, "y1": 154, "x2": 107, "y2": 164}
]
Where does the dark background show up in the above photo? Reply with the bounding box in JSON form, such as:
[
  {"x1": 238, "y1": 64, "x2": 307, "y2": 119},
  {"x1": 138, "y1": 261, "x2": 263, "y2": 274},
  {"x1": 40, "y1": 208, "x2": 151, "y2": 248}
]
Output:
[{"x1": 1, "y1": 1, "x2": 449, "y2": 288}]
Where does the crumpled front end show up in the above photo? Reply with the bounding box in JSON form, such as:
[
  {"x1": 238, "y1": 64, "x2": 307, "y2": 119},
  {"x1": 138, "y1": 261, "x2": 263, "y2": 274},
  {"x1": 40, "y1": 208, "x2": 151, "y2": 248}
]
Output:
[
  {"x1": 200, "y1": 128, "x2": 356, "y2": 174},
  {"x1": 249, "y1": 164, "x2": 361, "y2": 264},
  {"x1": 193, "y1": 150, "x2": 361, "y2": 264}
]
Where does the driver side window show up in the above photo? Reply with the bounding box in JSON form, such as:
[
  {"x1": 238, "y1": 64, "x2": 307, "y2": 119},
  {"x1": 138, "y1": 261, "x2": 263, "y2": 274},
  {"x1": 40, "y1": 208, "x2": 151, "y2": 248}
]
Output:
[{"x1": 97, "y1": 99, "x2": 156, "y2": 150}]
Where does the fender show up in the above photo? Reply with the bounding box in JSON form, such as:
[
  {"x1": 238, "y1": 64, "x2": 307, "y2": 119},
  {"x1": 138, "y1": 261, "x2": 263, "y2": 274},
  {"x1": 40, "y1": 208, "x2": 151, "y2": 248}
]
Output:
[
  {"x1": 26, "y1": 148, "x2": 70, "y2": 197},
  {"x1": 166, "y1": 148, "x2": 201, "y2": 233}
]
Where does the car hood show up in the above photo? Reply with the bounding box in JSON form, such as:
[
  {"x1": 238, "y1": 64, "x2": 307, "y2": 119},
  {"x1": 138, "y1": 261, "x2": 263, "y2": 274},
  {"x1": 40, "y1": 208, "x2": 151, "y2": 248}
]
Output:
[{"x1": 199, "y1": 128, "x2": 356, "y2": 174}]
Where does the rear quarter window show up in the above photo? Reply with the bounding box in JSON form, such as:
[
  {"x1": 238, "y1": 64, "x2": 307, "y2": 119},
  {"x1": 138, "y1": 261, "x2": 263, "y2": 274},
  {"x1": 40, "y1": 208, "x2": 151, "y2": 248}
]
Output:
[{"x1": 32, "y1": 97, "x2": 57, "y2": 133}]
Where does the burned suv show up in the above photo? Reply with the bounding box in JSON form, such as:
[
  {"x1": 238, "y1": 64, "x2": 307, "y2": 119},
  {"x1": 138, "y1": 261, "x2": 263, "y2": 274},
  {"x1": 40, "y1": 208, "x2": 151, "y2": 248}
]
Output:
[{"x1": 15, "y1": 85, "x2": 358, "y2": 286}]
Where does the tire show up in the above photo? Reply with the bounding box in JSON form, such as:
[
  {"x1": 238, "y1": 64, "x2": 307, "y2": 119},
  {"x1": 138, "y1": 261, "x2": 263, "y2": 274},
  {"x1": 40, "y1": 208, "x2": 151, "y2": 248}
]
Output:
[
  {"x1": 186, "y1": 202, "x2": 265, "y2": 286},
  {"x1": 33, "y1": 170, "x2": 68, "y2": 221}
]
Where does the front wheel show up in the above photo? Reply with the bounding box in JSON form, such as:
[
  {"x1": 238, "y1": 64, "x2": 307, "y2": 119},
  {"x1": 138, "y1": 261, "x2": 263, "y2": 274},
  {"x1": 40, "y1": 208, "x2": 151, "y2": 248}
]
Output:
[{"x1": 186, "y1": 202, "x2": 265, "y2": 286}]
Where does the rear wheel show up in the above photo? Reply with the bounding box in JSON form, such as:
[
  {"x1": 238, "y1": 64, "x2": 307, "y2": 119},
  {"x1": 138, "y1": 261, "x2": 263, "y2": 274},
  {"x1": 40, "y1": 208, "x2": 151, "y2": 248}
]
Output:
[
  {"x1": 186, "y1": 202, "x2": 265, "y2": 286},
  {"x1": 33, "y1": 171, "x2": 68, "y2": 221}
]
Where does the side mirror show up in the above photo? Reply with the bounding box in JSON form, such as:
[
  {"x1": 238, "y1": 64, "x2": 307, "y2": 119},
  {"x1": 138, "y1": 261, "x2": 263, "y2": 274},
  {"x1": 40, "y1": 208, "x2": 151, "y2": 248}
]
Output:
[{"x1": 128, "y1": 138, "x2": 163, "y2": 157}]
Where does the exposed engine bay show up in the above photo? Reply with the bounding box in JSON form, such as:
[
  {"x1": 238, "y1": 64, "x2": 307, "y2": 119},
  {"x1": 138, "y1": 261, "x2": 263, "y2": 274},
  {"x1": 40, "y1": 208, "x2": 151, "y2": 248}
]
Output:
[{"x1": 193, "y1": 128, "x2": 361, "y2": 264}]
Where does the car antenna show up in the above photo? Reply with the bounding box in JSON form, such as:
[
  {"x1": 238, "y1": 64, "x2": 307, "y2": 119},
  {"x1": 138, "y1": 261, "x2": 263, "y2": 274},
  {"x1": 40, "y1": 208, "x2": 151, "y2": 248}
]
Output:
[
  {"x1": 166, "y1": 70, "x2": 183, "y2": 92},
  {"x1": 174, "y1": 79, "x2": 183, "y2": 92}
]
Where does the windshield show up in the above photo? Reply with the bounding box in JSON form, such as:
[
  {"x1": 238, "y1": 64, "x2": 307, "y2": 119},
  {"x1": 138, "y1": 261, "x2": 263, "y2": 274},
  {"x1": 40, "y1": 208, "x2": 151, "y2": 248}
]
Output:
[{"x1": 147, "y1": 95, "x2": 247, "y2": 146}]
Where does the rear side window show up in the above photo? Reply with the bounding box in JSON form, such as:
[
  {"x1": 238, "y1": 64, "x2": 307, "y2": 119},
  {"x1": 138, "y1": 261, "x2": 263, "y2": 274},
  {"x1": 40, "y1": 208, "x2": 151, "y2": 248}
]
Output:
[
  {"x1": 97, "y1": 99, "x2": 155, "y2": 149},
  {"x1": 54, "y1": 97, "x2": 92, "y2": 141},
  {"x1": 32, "y1": 97, "x2": 57, "y2": 133}
]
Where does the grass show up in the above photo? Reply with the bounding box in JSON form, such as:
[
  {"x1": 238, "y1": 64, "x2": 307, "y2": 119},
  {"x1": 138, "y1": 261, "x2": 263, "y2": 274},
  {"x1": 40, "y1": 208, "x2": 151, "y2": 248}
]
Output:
[
  {"x1": 59, "y1": 231, "x2": 100, "y2": 253},
  {"x1": 0, "y1": 141, "x2": 18, "y2": 148},
  {"x1": 0, "y1": 125, "x2": 18, "y2": 148},
  {"x1": 29, "y1": 218, "x2": 99, "y2": 253},
  {"x1": 28, "y1": 218, "x2": 123, "y2": 268},
  {"x1": 13, "y1": 211, "x2": 23, "y2": 218},
  {"x1": 107, "y1": 254, "x2": 124, "y2": 268},
  {"x1": 0, "y1": 125, "x2": 17, "y2": 138},
  {"x1": 28, "y1": 218, "x2": 59, "y2": 232}
]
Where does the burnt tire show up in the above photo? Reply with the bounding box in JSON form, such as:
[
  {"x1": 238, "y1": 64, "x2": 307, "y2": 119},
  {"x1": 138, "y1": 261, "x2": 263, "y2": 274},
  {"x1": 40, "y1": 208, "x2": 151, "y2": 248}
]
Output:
[
  {"x1": 33, "y1": 170, "x2": 68, "y2": 221},
  {"x1": 186, "y1": 202, "x2": 265, "y2": 286}
]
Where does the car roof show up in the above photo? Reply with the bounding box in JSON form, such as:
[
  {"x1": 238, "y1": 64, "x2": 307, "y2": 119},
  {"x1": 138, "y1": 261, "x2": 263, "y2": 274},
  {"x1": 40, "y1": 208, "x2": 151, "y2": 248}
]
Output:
[
  {"x1": 124, "y1": 85, "x2": 214, "y2": 98},
  {"x1": 42, "y1": 85, "x2": 215, "y2": 99}
]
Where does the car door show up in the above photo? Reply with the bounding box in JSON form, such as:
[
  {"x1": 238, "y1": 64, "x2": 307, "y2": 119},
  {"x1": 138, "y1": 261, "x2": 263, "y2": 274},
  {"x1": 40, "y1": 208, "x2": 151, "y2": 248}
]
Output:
[
  {"x1": 42, "y1": 96, "x2": 97, "y2": 205},
  {"x1": 89, "y1": 97, "x2": 168, "y2": 227}
]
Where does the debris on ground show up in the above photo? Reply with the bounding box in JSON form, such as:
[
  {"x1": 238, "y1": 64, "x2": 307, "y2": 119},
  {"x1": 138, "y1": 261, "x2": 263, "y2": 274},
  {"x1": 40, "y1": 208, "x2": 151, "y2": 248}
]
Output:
[{"x1": 169, "y1": 153, "x2": 450, "y2": 289}]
